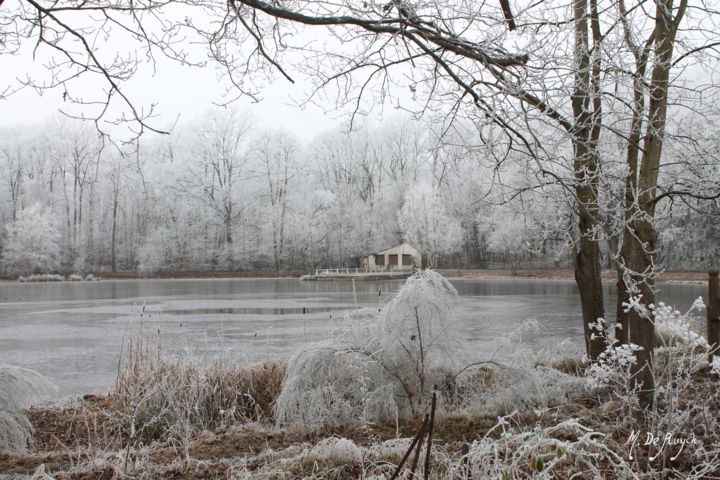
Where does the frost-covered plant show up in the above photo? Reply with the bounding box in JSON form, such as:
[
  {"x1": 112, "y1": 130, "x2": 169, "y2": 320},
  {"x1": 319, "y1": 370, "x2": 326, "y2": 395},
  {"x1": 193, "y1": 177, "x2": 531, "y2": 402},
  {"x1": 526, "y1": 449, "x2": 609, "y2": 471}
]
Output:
[
  {"x1": 585, "y1": 299, "x2": 720, "y2": 472},
  {"x1": 586, "y1": 342, "x2": 643, "y2": 391},
  {"x1": 306, "y1": 437, "x2": 364, "y2": 465},
  {"x1": 583, "y1": 317, "x2": 643, "y2": 414},
  {"x1": 451, "y1": 415, "x2": 635, "y2": 479},
  {"x1": 378, "y1": 271, "x2": 463, "y2": 410},
  {"x1": 443, "y1": 318, "x2": 587, "y2": 417},
  {"x1": 0, "y1": 364, "x2": 57, "y2": 453},
  {"x1": 274, "y1": 341, "x2": 392, "y2": 430},
  {"x1": 17, "y1": 274, "x2": 65, "y2": 282},
  {"x1": 112, "y1": 337, "x2": 285, "y2": 445},
  {"x1": 69, "y1": 273, "x2": 84, "y2": 281},
  {"x1": 654, "y1": 297, "x2": 706, "y2": 347},
  {"x1": 276, "y1": 270, "x2": 464, "y2": 430}
]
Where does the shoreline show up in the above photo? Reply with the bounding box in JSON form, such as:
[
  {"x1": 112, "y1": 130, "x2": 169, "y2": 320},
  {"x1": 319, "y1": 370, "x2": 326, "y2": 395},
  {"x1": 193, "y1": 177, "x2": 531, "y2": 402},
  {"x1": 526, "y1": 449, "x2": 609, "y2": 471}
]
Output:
[
  {"x1": 0, "y1": 268, "x2": 710, "y2": 284},
  {"x1": 437, "y1": 268, "x2": 710, "y2": 284}
]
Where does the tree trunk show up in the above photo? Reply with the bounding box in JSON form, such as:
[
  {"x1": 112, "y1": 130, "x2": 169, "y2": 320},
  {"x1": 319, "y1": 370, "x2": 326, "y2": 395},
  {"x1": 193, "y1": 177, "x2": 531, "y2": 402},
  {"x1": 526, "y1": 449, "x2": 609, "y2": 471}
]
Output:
[
  {"x1": 615, "y1": 0, "x2": 685, "y2": 408},
  {"x1": 111, "y1": 189, "x2": 119, "y2": 274},
  {"x1": 224, "y1": 200, "x2": 233, "y2": 245},
  {"x1": 574, "y1": 209, "x2": 605, "y2": 359},
  {"x1": 572, "y1": 0, "x2": 606, "y2": 360}
]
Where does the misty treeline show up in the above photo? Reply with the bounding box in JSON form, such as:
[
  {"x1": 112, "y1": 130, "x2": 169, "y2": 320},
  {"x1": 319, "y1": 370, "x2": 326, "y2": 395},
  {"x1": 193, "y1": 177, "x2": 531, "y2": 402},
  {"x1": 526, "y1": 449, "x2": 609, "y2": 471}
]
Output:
[{"x1": 0, "y1": 108, "x2": 717, "y2": 275}]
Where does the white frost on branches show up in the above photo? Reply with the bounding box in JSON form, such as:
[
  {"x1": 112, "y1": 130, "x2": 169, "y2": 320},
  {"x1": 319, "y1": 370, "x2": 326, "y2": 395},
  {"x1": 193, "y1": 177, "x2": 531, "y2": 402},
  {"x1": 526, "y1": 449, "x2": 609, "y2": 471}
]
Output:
[
  {"x1": 275, "y1": 270, "x2": 464, "y2": 430},
  {"x1": 0, "y1": 364, "x2": 58, "y2": 453},
  {"x1": 654, "y1": 298, "x2": 707, "y2": 348},
  {"x1": 398, "y1": 182, "x2": 462, "y2": 267},
  {"x1": 1, "y1": 204, "x2": 63, "y2": 274}
]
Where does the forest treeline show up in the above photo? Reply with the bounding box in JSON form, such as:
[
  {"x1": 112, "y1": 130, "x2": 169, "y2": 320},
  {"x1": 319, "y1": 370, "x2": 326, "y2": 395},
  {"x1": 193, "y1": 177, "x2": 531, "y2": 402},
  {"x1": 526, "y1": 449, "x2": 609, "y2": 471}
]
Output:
[{"x1": 0, "y1": 111, "x2": 717, "y2": 275}]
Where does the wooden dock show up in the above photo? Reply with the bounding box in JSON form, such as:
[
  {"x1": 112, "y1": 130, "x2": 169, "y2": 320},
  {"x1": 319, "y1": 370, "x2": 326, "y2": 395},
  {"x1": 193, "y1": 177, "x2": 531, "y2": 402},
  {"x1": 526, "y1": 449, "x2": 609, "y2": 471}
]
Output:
[{"x1": 300, "y1": 268, "x2": 412, "y2": 281}]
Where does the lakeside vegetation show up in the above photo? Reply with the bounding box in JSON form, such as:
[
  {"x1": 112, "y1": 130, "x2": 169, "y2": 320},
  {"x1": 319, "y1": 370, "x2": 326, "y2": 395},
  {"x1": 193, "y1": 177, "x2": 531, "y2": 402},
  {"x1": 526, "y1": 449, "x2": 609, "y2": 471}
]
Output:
[{"x1": 2, "y1": 271, "x2": 719, "y2": 478}]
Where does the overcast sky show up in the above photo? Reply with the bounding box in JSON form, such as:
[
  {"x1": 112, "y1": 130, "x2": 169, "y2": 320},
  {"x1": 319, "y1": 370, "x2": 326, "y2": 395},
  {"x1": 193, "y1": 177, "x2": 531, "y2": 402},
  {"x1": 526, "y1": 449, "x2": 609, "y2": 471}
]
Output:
[{"x1": 0, "y1": 49, "x2": 348, "y2": 142}]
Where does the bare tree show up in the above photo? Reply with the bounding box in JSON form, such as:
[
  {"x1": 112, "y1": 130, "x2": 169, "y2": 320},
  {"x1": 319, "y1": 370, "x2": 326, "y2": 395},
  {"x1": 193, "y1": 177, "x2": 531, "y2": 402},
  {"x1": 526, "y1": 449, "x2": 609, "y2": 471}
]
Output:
[
  {"x1": 176, "y1": 109, "x2": 253, "y2": 259},
  {"x1": 252, "y1": 130, "x2": 301, "y2": 271}
]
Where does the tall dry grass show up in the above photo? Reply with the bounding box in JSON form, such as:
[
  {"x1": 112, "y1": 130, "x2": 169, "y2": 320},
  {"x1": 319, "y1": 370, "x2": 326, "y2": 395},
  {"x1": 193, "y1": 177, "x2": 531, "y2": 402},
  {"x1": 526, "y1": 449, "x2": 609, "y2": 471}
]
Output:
[{"x1": 110, "y1": 332, "x2": 286, "y2": 444}]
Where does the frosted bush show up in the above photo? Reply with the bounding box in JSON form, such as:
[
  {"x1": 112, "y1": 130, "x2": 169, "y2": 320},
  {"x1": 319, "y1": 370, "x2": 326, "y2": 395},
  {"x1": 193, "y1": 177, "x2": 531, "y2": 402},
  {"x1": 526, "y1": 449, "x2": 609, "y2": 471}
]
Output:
[
  {"x1": 17, "y1": 274, "x2": 65, "y2": 283},
  {"x1": 586, "y1": 342, "x2": 643, "y2": 391},
  {"x1": 0, "y1": 364, "x2": 57, "y2": 453},
  {"x1": 0, "y1": 409, "x2": 33, "y2": 453},
  {"x1": 276, "y1": 270, "x2": 464, "y2": 430},
  {"x1": 69, "y1": 273, "x2": 83, "y2": 281},
  {"x1": 452, "y1": 416, "x2": 635, "y2": 479},
  {"x1": 275, "y1": 341, "x2": 394, "y2": 430},
  {"x1": 505, "y1": 318, "x2": 546, "y2": 368},
  {"x1": 378, "y1": 271, "x2": 463, "y2": 407},
  {"x1": 450, "y1": 364, "x2": 586, "y2": 416},
  {"x1": 307, "y1": 437, "x2": 364, "y2": 465},
  {"x1": 654, "y1": 298, "x2": 707, "y2": 347},
  {"x1": 365, "y1": 438, "x2": 413, "y2": 462},
  {"x1": 0, "y1": 365, "x2": 58, "y2": 411}
]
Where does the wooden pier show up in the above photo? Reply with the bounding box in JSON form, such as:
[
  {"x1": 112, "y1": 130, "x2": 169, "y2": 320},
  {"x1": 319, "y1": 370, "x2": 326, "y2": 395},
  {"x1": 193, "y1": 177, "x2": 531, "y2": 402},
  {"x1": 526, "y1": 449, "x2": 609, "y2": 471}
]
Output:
[{"x1": 300, "y1": 267, "x2": 412, "y2": 281}]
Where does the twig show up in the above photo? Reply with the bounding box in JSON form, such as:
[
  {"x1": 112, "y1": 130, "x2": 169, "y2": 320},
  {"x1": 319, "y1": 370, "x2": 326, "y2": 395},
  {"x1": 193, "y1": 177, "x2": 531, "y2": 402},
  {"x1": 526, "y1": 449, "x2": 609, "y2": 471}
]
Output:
[
  {"x1": 424, "y1": 391, "x2": 437, "y2": 479},
  {"x1": 409, "y1": 415, "x2": 428, "y2": 477},
  {"x1": 390, "y1": 414, "x2": 429, "y2": 480}
]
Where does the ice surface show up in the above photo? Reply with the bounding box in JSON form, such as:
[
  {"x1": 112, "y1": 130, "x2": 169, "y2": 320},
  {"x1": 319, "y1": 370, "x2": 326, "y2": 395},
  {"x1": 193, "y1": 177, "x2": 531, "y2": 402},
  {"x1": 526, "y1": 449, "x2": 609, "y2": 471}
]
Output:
[{"x1": 0, "y1": 277, "x2": 705, "y2": 397}]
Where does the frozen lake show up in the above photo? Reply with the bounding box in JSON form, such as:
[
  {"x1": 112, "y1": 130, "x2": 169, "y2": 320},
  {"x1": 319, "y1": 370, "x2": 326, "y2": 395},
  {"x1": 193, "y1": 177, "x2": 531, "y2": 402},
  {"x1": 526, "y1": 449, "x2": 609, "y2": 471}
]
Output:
[{"x1": 0, "y1": 277, "x2": 707, "y2": 397}]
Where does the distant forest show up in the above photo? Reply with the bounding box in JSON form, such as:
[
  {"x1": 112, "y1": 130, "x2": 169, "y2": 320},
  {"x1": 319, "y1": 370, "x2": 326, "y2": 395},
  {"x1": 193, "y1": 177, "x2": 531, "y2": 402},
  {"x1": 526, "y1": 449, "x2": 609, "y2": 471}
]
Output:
[{"x1": 1, "y1": 112, "x2": 718, "y2": 275}]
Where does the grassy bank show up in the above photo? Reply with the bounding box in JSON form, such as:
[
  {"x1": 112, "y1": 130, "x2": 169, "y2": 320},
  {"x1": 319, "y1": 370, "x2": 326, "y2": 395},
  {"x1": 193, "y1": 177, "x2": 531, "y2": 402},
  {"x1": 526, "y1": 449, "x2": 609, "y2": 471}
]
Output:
[
  {"x1": 3, "y1": 344, "x2": 720, "y2": 478},
  {"x1": 438, "y1": 268, "x2": 711, "y2": 283}
]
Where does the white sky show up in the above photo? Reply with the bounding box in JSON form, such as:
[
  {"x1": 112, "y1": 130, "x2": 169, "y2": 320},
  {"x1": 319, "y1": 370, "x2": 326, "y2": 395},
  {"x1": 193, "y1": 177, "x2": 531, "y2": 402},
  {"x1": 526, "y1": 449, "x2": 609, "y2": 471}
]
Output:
[
  {"x1": 0, "y1": 1, "x2": 424, "y2": 143},
  {"x1": 0, "y1": 49, "x2": 345, "y2": 141}
]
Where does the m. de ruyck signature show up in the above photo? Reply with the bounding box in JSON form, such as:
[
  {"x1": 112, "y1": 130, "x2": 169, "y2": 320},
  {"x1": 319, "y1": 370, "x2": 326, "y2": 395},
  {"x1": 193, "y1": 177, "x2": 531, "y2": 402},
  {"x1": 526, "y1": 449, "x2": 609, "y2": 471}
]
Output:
[{"x1": 625, "y1": 429, "x2": 699, "y2": 461}]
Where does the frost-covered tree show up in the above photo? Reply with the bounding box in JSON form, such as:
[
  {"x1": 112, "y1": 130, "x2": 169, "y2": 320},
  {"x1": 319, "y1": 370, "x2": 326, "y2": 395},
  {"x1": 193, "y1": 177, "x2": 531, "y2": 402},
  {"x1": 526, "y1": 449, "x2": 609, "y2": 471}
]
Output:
[
  {"x1": 252, "y1": 130, "x2": 301, "y2": 271},
  {"x1": 176, "y1": 109, "x2": 254, "y2": 261},
  {"x1": 399, "y1": 182, "x2": 462, "y2": 268},
  {"x1": 2, "y1": 204, "x2": 63, "y2": 274},
  {"x1": 275, "y1": 270, "x2": 463, "y2": 430}
]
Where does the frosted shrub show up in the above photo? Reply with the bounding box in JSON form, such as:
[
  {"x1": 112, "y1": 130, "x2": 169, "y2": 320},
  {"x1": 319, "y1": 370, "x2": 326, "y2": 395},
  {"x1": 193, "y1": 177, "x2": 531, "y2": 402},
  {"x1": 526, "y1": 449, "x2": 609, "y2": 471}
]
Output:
[
  {"x1": 0, "y1": 409, "x2": 33, "y2": 453},
  {"x1": 17, "y1": 274, "x2": 65, "y2": 283},
  {"x1": 307, "y1": 437, "x2": 364, "y2": 465},
  {"x1": 0, "y1": 364, "x2": 57, "y2": 452},
  {"x1": 586, "y1": 342, "x2": 643, "y2": 391},
  {"x1": 654, "y1": 297, "x2": 706, "y2": 347},
  {"x1": 449, "y1": 362, "x2": 586, "y2": 417},
  {"x1": 276, "y1": 270, "x2": 463, "y2": 430},
  {"x1": 444, "y1": 319, "x2": 586, "y2": 416},
  {"x1": 275, "y1": 341, "x2": 391, "y2": 430},
  {"x1": 112, "y1": 347, "x2": 286, "y2": 444},
  {"x1": 0, "y1": 365, "x2": 58, "y2": 414},
  {"x1": 453, "y1": 416, "x2": 635, "y2": 479},
  {"x1": 378, "y1": 271, "x2": 462, "y2": 409}
]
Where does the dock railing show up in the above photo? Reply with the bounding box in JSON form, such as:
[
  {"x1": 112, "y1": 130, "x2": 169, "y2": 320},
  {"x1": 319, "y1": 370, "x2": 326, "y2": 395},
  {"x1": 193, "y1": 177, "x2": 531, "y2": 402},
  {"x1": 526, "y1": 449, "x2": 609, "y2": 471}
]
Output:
[
  {"x1": 315, "y1": 267, "x2": 364, "y2": 276},
  {"x1": 313, "y1": 267, "x2": 408, "y2": 276}
]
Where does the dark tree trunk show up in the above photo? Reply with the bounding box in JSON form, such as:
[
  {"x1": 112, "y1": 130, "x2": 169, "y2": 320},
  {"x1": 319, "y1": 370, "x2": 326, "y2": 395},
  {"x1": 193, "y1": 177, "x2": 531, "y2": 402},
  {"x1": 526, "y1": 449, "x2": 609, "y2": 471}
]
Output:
[
  {"x1": 572, "y1": 0, "x2": 605, "y2": 360},
  {"x1": 111, "y1": 190, "x2": 118, "y2": 274}
]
